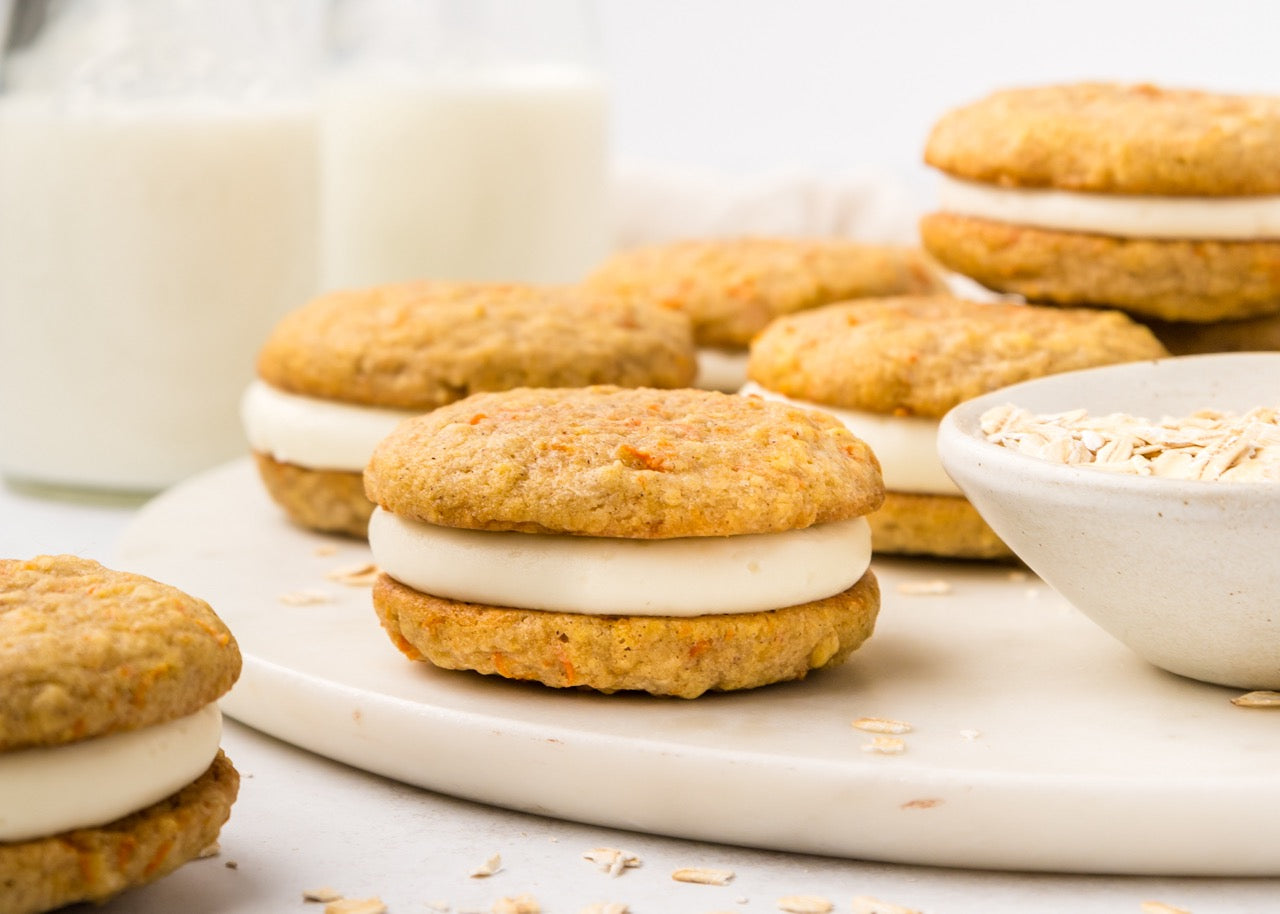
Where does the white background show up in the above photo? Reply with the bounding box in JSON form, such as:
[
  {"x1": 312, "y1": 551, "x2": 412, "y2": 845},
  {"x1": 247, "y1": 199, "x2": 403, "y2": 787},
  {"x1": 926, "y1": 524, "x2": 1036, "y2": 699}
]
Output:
[{"x1": 599, "y1": 0, "x2": 1280, "y2": 195}]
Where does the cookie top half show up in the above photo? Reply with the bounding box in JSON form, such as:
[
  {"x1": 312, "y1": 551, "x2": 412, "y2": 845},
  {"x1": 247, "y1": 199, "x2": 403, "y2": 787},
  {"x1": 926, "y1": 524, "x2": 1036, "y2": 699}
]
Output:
[
  {"x1": 748, "y1": 297, "x2": 1169, "y2": 417},
  {"x1": 0, "y1": 555, "x2": 241, "y2": 752},
  {"x1": 257, "y1": 282, "x2": 697, "y2": 411},
  {"x1": 925, "y1": 82, "x2": 1280, "y2": 196},
  {"x1": 583, "y1": 237, "x2": 946, "y2": 349},
  {"x1": 365, "y1": 386, "x2": 884, "y2": 538}
]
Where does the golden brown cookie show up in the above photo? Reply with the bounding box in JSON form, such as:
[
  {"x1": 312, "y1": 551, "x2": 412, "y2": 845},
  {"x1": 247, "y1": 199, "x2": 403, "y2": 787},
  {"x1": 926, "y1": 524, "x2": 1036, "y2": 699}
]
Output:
[
  {"x1": 365, "y1": 385, "x2": 885, "y2": 696},
  {"x1": 373, "y1": 572, "x2": 880, "y2": 699},
  {"x1": 247, "y1": 281, "x2": 698, "y2": 537},
  {"x1": 868, "y1": 493, "x2": 1013, "y2": 561},
  {"x1": 920, "y1": 213, "x2": 1280, "y2": 323},
  {"x1": 0, "y1": 555, "x2": 241, "y2": 751},
  {"x1": 0, "y1": 555, "x2": 241, "y2": 914},
  {"x1": 922, "y1": 82, "x2": 1280, "y2": 322},
  {"x1": 365, "y1": 385, "x2": 883, "y2": 538},
  {"x1": 748, "y1": 296, "x2": 1168, "y2": 418},
  {"x1": 583, "y1": 237, "x2": 947, "y2": 350},
  {"x1": 746, "y1": 296, "x2": 1167, "y2": 559},
  {"x1": 257, "y1": 282, "x2": 696, "y2": 410},
  {"x1": 0, "y1": 752, "x2": 238, "y2": 914},
  {"x1": 925, "y1": 82, "x2": 1280, "y2": 196}
]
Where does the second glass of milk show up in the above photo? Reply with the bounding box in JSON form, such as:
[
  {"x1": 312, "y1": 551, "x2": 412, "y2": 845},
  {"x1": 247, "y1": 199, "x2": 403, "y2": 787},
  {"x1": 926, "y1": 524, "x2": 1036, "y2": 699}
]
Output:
[{"x1": 321, "y1": 0, "x2": 611, "y2": 289}]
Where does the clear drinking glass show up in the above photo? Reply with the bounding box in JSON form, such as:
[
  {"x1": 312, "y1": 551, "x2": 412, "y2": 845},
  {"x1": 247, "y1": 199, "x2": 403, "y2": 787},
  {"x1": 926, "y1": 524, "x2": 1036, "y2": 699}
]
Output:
[
  {"x1": 0, "y1": 0, "x2": 321, "y2": 496},
  {"x1": 320, "y1": 0, "x2": 611, "y2": 290}
]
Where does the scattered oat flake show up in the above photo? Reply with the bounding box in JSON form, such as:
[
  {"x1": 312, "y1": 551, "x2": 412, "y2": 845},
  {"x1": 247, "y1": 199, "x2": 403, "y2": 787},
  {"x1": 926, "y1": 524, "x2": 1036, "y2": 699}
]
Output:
[
  {"x1": 1231, "y1": 690, "x2": 1280, "y2": 708},
  {"x1": 426, "y1": 902, "x2": 450, "y2": 913},
  {"x1": 492, "y1": 896, "x2": 540, "y2": 914},
  {"x1": 959, "y1": 728, "x2": 982, "y2": 740},
  {"x1": 279, "y1": 588, "x2": 333, "y2": 605},
  {"x1": 470, "y1": 853, "x2": 502, "y2": 878},
  {"x1": 861, "y1": 735, "x2": 906, "y2": 754},
  {"x1": 325, "y1": 899, "x2": 387, "y2": 914},
  {"x1": 578, "y1": 904, "x2": 629, "y2": 914},
  {"x1": 777, "y1": 896, "x2": 834, "y2": 914},
  {"x1": 1140, "y1": 903, "x2": 1192, "y2": 914},
  {"x1": 224, "y1": 860, "x2": 238, "y2": 870},
  {"x1": 583, "y1": 847, "x2": 641, "y2": 876},
  {"x1": 326, "y1": 562, "x2": 381, "y2": 586},
  {"x1": 896, "y1": 580, "x2": 952, "y2": 596},
  {"x1": 852, "y1": 896, "x2": 922, "y2": 914},
  {"x1": 671, "y1": 867, "x2": 735, "y2": 885},
  {"x1": 851, "y1": 716, "x2": 913, "y2": 734},
  {"x1": 303, "y1": 887, "x2": 344, "y2": 903}
]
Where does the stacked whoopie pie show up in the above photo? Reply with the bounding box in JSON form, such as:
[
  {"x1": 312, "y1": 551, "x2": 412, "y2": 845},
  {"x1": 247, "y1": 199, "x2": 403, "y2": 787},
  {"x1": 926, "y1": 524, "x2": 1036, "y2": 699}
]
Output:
[
  {"x1": 363, "y1": 385, "x2": 885, "y2": 698},
  {"x1": 1, "y1": 556, "x2": 240, "y2": 914},
  {"x1": 921, "y1": 82, "x2": 1280, "y2": 353},
  {"x1": 743, "y1": 296, "x2": 1168, "y2": 559}
]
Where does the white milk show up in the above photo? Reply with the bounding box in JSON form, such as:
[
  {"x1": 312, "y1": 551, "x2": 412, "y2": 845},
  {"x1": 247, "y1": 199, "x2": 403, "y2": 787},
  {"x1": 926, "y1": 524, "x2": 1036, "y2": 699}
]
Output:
[
  {"x1": 0, "y1": 97, "x2": 318, "y2": 492},
  {"x1": 320, "y1": 66, "x2": 609, "y2": 289}
]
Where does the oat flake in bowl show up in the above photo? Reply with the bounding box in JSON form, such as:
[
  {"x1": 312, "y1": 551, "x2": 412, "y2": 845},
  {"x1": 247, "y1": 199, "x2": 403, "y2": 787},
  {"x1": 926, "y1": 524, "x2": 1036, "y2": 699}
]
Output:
[
  {"x1": 937, "y1": 352, "x2": 1280, "y2": 689},
  {"x1": 980, "y1": 404, "x2": 1280, "y2": 482}
]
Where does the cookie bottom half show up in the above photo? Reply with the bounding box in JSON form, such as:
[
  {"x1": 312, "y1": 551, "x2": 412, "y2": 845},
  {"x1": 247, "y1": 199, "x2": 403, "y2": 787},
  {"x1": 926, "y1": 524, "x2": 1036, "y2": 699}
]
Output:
[
  {"x1": 921, "y1": 212, "x2": 1280, "y2": 323},
  {"x1": 0, "y1": 751, "x2": 238, "y2": 914},
  {"x1": 253, "y1": 453, "x2": 372, "y2": 538},
  {"x1": 868, "y1": 491, "x2": 1014, "y2": 561},
  {"x1": 372, "y1": 571, "x2": 880, "y2": 699}
]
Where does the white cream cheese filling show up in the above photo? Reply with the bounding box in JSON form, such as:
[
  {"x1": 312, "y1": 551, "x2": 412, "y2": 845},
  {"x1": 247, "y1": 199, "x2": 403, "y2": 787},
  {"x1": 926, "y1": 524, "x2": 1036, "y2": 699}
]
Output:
[
  {"x1": 937, "y1": 174, "x2": 1280, "y2": 240},
  {"x1": 241, "y1": 379, "x2": 420, "y2": 471},
  {"x1": 369, "y1": 508, "x2": 872, "y2": 616},
  {"x1": 694, "y1": 347, "x2": 750, "y2": 393},
  {"x1": 0, "y1": 703, "x2": 223, "y2": 843},
  {"x1": 740, "y1": 382, "x2": 961, "y2": 496}
]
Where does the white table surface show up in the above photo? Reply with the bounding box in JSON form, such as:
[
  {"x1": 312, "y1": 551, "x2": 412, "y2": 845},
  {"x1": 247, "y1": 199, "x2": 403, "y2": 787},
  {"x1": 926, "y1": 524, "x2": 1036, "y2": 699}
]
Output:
[{"x1": 4, "y1": 479, "x2": 1278, "y2": 914}]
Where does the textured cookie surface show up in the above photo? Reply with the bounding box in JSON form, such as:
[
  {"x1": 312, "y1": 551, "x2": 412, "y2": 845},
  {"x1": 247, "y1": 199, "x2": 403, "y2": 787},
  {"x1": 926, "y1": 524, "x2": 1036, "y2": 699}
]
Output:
[
  {"x1": 373, "y1": 571, "x2": 879, "y2": 699},
  {"x1": 748, "y1": 296, "x2": 1168, "y2": 417},
  {"x1": 868, "y1": 492, "x2": 1013, "y2": 560},
  {"x1": 921, "y1": 213, "x2": 1280, "y2": 322},
  {"x1": 0, "y1": 752, "x2": 237, "y2": 914},
  {"x1": 0, "y1": 556, "x2": 241, "y2": 752},
  {"x1": 583, "y1": 237, "x2": 946, "y2": 349},
  {"x1": 253, "y1": 454, "x2": 371, "y2": 538},
  {"x1": 365, "y1": 386, "x2": 884, "y2": 538},
  {"x1": 257, "y1": 282, "x2": 697, "y2": 410},
  {"x1": 925, "y1": 82, "x2": 1280, "y2": 195}
]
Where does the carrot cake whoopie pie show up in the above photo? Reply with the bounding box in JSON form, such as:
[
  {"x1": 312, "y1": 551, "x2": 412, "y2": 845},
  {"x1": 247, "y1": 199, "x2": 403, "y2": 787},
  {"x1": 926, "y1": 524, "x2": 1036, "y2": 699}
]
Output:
[
  {"x1": 0, "y1": 555, "x2": 241, "y2": 914},
  {"x1": 583, "y1": 237, "x2": 946, "y2": 392},
  {"x1": 363, "y1": 385, "x2": 884, "y2": 698},
  {"x1": 921, "y1": 82, "x2": 1280, "y2": 325},
  {"x1": 243, "y1": 281, "x2": 696, "y2": 538},
  {"x1": 744, "y1": 296, "x2": 1169, "y2": 559}
]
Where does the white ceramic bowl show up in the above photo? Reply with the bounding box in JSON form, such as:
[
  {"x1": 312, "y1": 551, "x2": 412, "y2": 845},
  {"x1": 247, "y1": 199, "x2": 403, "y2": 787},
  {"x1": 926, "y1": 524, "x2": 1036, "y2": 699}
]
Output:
[{"x1": 938, "y1": 352, "x2": 1280, "y2": 689}]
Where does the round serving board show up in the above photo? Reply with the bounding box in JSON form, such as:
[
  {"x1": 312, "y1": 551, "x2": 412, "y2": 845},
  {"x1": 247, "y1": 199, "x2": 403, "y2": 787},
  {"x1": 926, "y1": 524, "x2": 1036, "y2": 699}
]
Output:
[{"x1": 116, "y1": 458, "x2": 1280, "y2": 876}]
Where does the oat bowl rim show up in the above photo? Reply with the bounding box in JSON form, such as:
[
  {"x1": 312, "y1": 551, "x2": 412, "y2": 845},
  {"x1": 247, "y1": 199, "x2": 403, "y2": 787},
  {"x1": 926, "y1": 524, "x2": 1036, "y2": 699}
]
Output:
[{"x1": 937, "y1": 351, "x2": 1280, "y2": 690}]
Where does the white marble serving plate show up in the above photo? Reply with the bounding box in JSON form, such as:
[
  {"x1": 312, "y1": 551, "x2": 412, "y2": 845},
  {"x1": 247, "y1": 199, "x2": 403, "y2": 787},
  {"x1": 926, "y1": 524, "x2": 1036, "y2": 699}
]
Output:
[{"x1": 117, "y1": 458, "x2": 1280, "y2": 876}]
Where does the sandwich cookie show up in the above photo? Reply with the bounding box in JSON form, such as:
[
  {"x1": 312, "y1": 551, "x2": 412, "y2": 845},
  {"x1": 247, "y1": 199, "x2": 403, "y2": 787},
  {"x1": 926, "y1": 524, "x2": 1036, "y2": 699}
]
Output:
[
  {"x1": 583, "y1": 237, "x2": 946, "y2": 391},
  {"x1": 745, "y1": 296, "x2": 1169, "y2": 559},
  {"x1": 922, "y1": 82, "x2": 1280, "y2": 322},
  {"x1": 364, "y1": 385, "x2": 884, "y2": 698},
  {"x1": 0, "y1": 555, "x2": 240, "y2": 914},
  {"x1": 244, "y1": 281, "x2": 696, "y2": 537}
]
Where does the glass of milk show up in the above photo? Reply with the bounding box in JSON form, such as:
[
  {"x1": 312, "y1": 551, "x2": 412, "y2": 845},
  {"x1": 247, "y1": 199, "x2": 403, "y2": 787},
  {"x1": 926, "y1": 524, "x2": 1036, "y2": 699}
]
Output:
[
  {"x1": 0, "y1": 0, "x2": 321, "y2": 496},
  {"x1": 320, "y1": 0, "x2": 611, "y2": 289}
]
